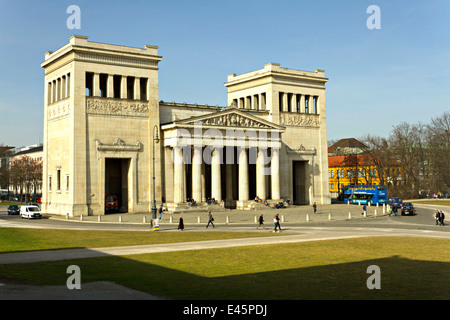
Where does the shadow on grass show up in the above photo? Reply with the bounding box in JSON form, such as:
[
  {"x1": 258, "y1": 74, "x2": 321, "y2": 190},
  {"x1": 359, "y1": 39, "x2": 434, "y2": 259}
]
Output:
[{"x1": 0, "y1": 250, "x2": 448, "y2": 300}]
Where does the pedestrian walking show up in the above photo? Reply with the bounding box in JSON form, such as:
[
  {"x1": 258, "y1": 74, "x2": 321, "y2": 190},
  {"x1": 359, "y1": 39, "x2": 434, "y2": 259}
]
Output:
[
  {"x1": 257, "y1": 214, "x2": 266, "y2": 230},
  {"x1": 313, "y1": 202, "x2": 317, "y2": 214},
  {"x1": 206, "y1": 211, "x2": 215, "y2": 228},
  {"x1": 362, "y1": 204, "x2": 367, "y2": 216},
  {"x1": 273, "y1": 214, "x2": 281, "y2": 232},
  {"x1": 435, "y1": 210, "x2": 440, "y2": 225},
  {"x1": 178, "y1": 216, "x2": 184, "y2": 230},
  {"x1": 439, "y1": 211, "x2": 445, "y2": 226},
  {"x1": 158, "y1": 204, "x2": 163, "y2": 220}
]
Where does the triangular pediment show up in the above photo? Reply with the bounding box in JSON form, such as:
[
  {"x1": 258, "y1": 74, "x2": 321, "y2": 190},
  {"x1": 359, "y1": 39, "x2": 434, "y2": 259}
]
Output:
[{"x1": 169, "y1": 108, "x2": 285, "y2": 131}]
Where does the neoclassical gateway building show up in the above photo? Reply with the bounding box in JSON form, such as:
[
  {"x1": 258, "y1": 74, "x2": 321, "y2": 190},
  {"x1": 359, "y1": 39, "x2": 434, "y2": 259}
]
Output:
[{"x1": 41, "y1": 36, "x2": 330, "y2": 216}]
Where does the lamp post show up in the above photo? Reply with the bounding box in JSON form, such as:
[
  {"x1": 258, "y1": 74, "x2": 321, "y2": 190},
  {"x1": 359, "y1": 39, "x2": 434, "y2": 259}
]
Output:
[{"x1": 151, "y1": 125, "x2": 159, "y2": 221}]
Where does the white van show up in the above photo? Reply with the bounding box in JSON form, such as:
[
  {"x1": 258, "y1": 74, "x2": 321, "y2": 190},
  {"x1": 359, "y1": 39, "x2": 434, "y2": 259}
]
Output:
[{"x1": 20, "y1": 205, "x2": 42, "y2": 219}]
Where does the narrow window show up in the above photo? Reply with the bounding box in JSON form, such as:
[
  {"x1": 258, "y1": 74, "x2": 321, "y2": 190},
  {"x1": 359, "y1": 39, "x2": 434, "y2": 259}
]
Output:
[
  {"x1": 113, "y1": 75, "x2": 121, "y2": 99},
  {"x1": 140, "y1": 78, "x2": 148, "y2": 100},
  {"x1": 66, "y1": 175, "x2": 70, "y2": 191},
  {"x1": 56, "y1": 168, "x2": 61, "y2": 191},
  {"x1": 127, "y1": 76, "x2": 135, "y2": 100},
  {"x1": 278, "y1": 92, "x2": 283, "y2": 112},
  {"x1": 305, "y1": 95, "x2": 309, "y2": 114},
  {"x1": 48, "y1": 176, "x2": 52, "y2": 191},
  {"x1": 85, "y1": 72, "x2": 93, "y2": 96},
  {"x1": 99, "y1": 74, "x2": 108, "y2": 98}
]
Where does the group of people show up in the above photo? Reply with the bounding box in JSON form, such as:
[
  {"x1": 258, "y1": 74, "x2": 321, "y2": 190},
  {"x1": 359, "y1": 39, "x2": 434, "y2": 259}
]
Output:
[
  {"x1": 435, "y1": 210, "x2": 446, "y2": 226},
  {"x1": 256, "y1": 213, "x2": 281, "y2": 232}
]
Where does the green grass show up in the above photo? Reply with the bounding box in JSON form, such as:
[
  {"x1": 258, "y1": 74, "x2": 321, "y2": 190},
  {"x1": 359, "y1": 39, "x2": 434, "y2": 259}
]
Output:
[
  {"x1": 410, "y1": 200, "x2": 450, "y2": 206},
  {"x1": 0, "y1": 228, "x2": 283, "y2": 253},
  {"x1": 0, "y1": 230, "x2": 449, "y2": 299}
]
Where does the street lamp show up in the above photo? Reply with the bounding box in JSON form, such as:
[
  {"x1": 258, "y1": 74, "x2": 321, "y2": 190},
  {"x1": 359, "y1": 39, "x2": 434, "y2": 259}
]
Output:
[{"x1": 152, "y1": 125, "x2": 160, "y2": 221}]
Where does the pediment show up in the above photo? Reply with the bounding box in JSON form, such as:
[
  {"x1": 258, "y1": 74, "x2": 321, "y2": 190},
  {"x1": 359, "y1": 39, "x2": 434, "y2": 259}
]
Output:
[{"x1": 167, "y1": 108, "x2": 285, "y2": 131}]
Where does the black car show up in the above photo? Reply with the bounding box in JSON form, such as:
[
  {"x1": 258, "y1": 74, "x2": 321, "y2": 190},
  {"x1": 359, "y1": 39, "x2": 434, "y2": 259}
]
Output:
[
  {"x1": 7, "y1": 204, "x2": 20, "y2": 215},
  {"x1": 401, "y1": 202, "x2": 415, "y2": 216}
]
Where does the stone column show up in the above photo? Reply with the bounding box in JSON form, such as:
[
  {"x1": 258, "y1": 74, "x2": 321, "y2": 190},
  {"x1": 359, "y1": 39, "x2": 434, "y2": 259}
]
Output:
[
  {"x1": 173, "y1": 146, "x2": 184, "y2": 204},
  {"x1": 238, "y1": 148, "x2": 249, "y2": 201},
  {"x1": 211, "y1": 147, "x2": 222, "y2": 202},
  {"x1": 271, "y1": 148, "x2": 280, "y2": 200},
  {"x1": 107, "y1": 74, "x2": 114, "y2": 98},
  {"x1": 300, "y1": 95, "x2": 305, "y2": 113},
  {"x1": 93, "y1": 73, "x2": 100, "y2": 97},
  {"x1": 192, "y1": 146, "x2": 202, "y2": 203},
  {"x1": 260, "y1": 93, "x2": 266, "y2": 110},
  {"x1": 121, "y1": 76, "x2": 127, "y2": 99},
  {"x1": 282, "y1": 92, "x2": 288, "y2": 112},
  {"x1": 134, "y1": 77, "x2": 141, "y2": 100},
  {"x1": 256, "y1": 148, "x2": 266, "y2": 200},
  {"x1": 308, "y1": 95, "x2": 313, "y2": 114},
  {"x1": 290, "y1": 94, "x2": 297, "y2": 113}
]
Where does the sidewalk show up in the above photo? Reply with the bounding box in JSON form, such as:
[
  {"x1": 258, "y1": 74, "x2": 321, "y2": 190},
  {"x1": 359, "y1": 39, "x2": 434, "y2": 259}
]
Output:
[{"x1": 48, "y1": 203, "x2": 389, "y2": 225}]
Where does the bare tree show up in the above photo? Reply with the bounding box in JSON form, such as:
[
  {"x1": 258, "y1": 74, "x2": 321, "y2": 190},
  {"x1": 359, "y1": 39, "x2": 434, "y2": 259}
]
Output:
[{"x1": 426, "y1": 111, "x2": 450, "y2": 194}]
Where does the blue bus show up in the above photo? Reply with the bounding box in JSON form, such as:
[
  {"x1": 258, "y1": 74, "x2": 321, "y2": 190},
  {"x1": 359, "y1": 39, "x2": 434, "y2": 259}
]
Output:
[{"x1": 343, "y1": 185, "x2": 387, "y2": 205}]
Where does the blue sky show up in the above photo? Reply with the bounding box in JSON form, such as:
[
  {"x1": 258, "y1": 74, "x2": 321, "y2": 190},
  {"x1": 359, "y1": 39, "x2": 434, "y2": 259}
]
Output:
[{"x1": 1, "y1": 0, "x2": 449, "y2": 147}]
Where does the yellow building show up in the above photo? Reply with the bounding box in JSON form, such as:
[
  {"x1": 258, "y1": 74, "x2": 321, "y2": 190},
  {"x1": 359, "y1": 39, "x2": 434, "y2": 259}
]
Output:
[{"x1": 328, "y1": 154, "x2": 382, "y2": 197}]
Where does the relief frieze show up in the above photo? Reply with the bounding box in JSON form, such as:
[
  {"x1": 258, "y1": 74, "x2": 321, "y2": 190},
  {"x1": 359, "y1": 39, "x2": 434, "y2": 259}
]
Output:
[
  {"x1": 86, "y1": 97, "x2": 149, "y2": 117},
  {"x1": 280, "y1": 113, "x2": 320, "y2": 127}
]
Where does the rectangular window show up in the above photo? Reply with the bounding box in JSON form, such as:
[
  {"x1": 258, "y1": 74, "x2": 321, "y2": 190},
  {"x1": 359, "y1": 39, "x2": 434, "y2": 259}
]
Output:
[
  {"x1": 140, "y1": 78, "x2": 148, "y2": 100},
  {"x1": 99, "y1": 74, "x2": 108, "y2": 98},
  {"x1": 66, "y1": 175, "x2": 70, "y2": 191},
  {"x1": 48, "y1": 176, "x2": 52, "y2": 191},
  {"x1": 127, "y1": 76, "x2": 135, "y2": 100},
  {"x1": 56, "y1": 168, "x2": 61, "y2": 191},
  {"x1": 85, "y1": 72, "x2": 93, "y2": 96}
]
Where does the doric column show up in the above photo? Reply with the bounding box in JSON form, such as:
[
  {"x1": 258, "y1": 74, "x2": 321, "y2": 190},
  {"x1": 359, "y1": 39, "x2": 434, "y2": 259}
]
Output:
[
  {"x1": 300, "y1": 94, "x2": 305, "y2": 113},
  {"x1": 93, "y1": 73, "x2": 100, "y2": 97},
  {"x1": 173, "y1": 146, "x2": 184, "y2": 204},
  {"x1": 256, "y1": 148, "x2": 266, "y2": 200},
  {"x1": 192, "y1": 146, "x2": 202, "y2": 203},
  {"x1": 107, "y1": 74, "x2": 114, "y2": 98},
  {"x1": 134, "y1": 77, "x2": 141, "y2": 100},
  {"x1": 271, "y1": 148, "x2": 280, "y2": 200},
  {"x1": 238, "y1": 148, "x2": 249, "y2": 201},
  {"x1": 121, "y1": 76, "x2": 127, "y2": 99},
  {"x1": 282, "y1": 92, "x2": 288, "y2": 112},
  {"x1": 290, "y1": 94, "x2": 297, "y2": 113},
  {"x1": 308, "y1": 95, "x2": 313, "y2": 114},
  {"x1": 211, "y1": 147, "x2": 222, "y2": 201}
]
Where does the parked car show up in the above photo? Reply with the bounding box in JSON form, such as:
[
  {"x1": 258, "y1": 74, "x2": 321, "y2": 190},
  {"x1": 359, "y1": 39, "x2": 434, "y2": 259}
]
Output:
[
  {"x1": 401, "y1": 202, "x2": 416, "y2": 216},
  {"x1": 20, "y1": 205, "x2": 42, "y2": 219},
  {"x1": 7, "y1": 204, "x2": 20, "y2": 215}
]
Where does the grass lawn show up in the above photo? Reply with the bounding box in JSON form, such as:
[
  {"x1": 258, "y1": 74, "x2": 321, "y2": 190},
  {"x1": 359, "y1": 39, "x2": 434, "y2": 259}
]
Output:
[
  {"x1": 0, "y1": 229, "x2": 449, "y2": 299},
  {"x1": 410, "y1": 200, "x2": 450, "y2": 206},
  {"x1": 0, "y1": 228, "x2": 283, "y2": 253}
]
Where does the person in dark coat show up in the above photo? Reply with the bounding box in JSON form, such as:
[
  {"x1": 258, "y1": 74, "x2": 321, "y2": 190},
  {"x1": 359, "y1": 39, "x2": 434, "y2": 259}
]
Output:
[
  {"x1": 257, "y1": 214, "x2": 266, "y2": 230},
  {"x1": 439, "y1": 211, "x2": 445, "y2": 226},
  {"x1": 178, "y1": 216, "x2": 184, "y2": 230}
]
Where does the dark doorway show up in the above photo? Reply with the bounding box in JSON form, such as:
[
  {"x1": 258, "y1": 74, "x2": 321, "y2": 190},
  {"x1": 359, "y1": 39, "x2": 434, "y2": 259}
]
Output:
[
  {"x1": 105, "y1": 158, "x2": 130, "y2": 214},
  {"x1": 293, "y1": 160, "x2": 308, "y2": 205}
]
